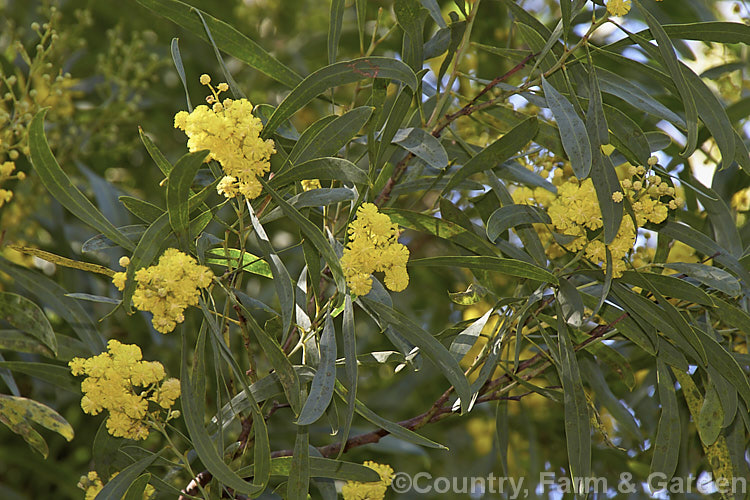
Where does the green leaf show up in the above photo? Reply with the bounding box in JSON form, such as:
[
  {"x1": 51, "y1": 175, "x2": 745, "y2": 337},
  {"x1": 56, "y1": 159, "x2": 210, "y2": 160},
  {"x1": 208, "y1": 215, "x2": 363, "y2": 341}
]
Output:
[
  {"x1": 661, "y1": 263, "x2": 740, "y2": 297},
  {"x1": 0, "y1": 258, "x2": 103, "y2": 353},
  {"x1": 619, "y1": 271, "x2": 714, "y2": 307},
  {"x1": 247, "y1": 203, "x2": 295, "y2": 336},
  {"x1": 334, "y1": 380, "x2": 447, "y2": 449},
  {"x1": 207, "y1": 367, "x2": 315, "y2": 434},
  {"x1": 707, "y1": 367, "x2": 737, "y2": 428},
  {"x1": 596, "y1": 68, "x2": 685, "y2": 127},
  {"x1": 607, "y1": 22, "x2": 750, "y2": 50},
  {"x1": 604, "y1": 104, "x2": 650, "y2": 166},
  {"x1": 585, "y1": 64, "x2": 609, "y2": 146},
  {"x1": 355, "y1": 0, "x2": 366, "y2": 52},
  {"x1": 409, "y1": 256, "x2": 558, "y2": 284},
  {"x1": 394, "y1": 0, "x2": 428, "y2": 71},
  {"x1": 0, "y1": 293, "x2": 57, "y2": 356},
  {"x1": 180, "y1": 333, "x2": 265, "y2": 496},
  {"x1": 122, "y1": 474, "x2": 152, "y2": 500},
  {"x1": 660, "y1": 221, "x2": 750, "y2": 287},
  {"x1": 362, "y1": 298, "x2": 472, "y2": 414},
  {"x1": 95, "y1": 452, "x2": 160, "y2": 500},
  {"x1": 442, "y1": 117, "x2": 538, "y2": 193},
  {"x1": 634, "y1": 0, "x2": 698, "y2": 157},
  {"x1": 375, "y1": 87, "x2": 413, "y2": 170},
  {"x1": 581, "y1": 290, "x2": 657, "y2": 356},
  {"x1": 287, "y1": 425, "x2": 310, "y2": 500},
  {"x1": 541, "y1": 77, "x2": 591, "y2": 179},
  {"x1": 698, "y1": 381, "x2": 724, "y2": 446},
  {"x1": 651, "y1": 359, "x2": 680, "y2": 482},
  {"x1": 449, "y1": 308, "x2": 493, "y2": 361},
  {"x1": 693, "y1": 326, "x2": 750, "y2": 408},
  {"x1": 682, "y1": 66, "x2": 735, "y2": 168},
  {"x1": 82, "y1": 225, "x2": 146, "y2": 253},
  {"x1": 619, "y1": 275, "x2": 708, "y2": 365},
  {"x1": 556, "y1": 304, "x2": 591, "y2": 483},
  {"x1": 28, "y1": 110, "x2": 134, "y2": 252},
  {"x1": 234, "y1": 299, "x2": 302, "y2": 416},
  {"x1": 237, "y1": 456, "x2": 381, "y2": 482},
  {"x1": 204, "y1": 248, "x2": 272, "y2": 278},
  {"x1": 420, "y1": 0, "x2": 446, "y2": 28},
  {"x1": 256, "y1": 178, "x2": 346, "y2": 293},
  {"x1": 138, "y1": 127, "x2": 172, "y2": 176},
  {"x1": 269, "y1": 158, "x2": 368, "y2": 188},
  {"x1": 170, "y1": 38, "x2": 192, "y2": 112},
  {"x1": 120, "y1": 197, "x2": 163, "y2": 224},
  {"x1": 579, "y1": 358, "x2": 641, "y2": 440},
  {"x1": 0, "y1": 394, "x2": 74, "y2": 459},
  {"x1": 289, "y1": 106, "x2": 374, "y2": 166},
  {"x1": 486, "y1": 205, "x2": 551, "y2": 242},
  {"x1": 392, "y1": 128, "x2": 449, "y2": 169},
  {"x1": 166, "y1": 150, "x2": 209, "y2": 244},
  {"x1": 591, "y1": 151, "x2": 623, "y2": 245},
  {"x1": 297, "y1": 312, "x2": 337, "y2": 425},
  {"x1": 328, "y1": 0, "x2": 345, "y2": 64},
  {"x1": 135, "y1": 0, "x2": 301, "y2": 88},
  {"x1": 0, "y1": 362, "x2": 78, "y2": 393},
  {"x1": 557, "y1": 277, "x2": 584, "y2": 328},
  {"x1": 262, "y1": 58, "x2": 418, "y2": 138},
  {"x1": 335, "y1": 295, "x2": 358, "y2": 459},
  {"x1": 0, "y1": 330, "x2": 55, "y2": 358}
]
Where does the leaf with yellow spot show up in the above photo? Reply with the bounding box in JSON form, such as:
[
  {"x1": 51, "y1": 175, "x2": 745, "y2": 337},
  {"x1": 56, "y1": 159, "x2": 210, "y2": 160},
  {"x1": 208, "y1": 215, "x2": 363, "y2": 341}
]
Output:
[
  {"x1": 672, "y1": 369, "x2": 734, "y2": 500},
  {"x1": 0, "y1": 394, "x2": 74, "y2": 458}
]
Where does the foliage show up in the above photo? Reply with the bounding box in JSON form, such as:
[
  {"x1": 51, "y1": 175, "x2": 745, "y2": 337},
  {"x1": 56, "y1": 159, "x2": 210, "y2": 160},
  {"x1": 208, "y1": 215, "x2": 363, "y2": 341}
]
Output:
[{"x1": 1, "y1": 0, "x2": 750, "y2": 499}]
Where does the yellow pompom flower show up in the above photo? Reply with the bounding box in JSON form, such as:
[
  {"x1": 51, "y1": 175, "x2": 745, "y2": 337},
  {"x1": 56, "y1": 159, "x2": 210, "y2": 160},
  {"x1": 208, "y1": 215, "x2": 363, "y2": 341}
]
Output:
[
  {"x1": 69, "y1": 340, "x2": 181, "y2": 441},
  {"x1": 123, "y1": 248, "x2": 213, "y2": 334},
  {"x1": 341, "y1": 461, "x2": 394, "y2": 500},
  {"x1": 301, "y1": 179, "x2": 322, "y2": 191},
  {"x1": 606, "y1": 0, "x2": 631, "y2": 16},
  {"x1": 174, "y1": 76, "x2": 275, "y2": 200},
  {"x1": 78, "y1": 470, "x2": 155, "y2": 500},
  {"x1": 340, "y1": 203, "x2": 410, "y2": 296}
]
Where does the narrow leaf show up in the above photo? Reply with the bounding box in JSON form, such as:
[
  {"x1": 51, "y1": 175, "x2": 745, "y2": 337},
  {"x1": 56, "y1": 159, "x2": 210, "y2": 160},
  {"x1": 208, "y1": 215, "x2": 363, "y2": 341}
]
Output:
[
  {"x1": 0, "y1": 293, "x2": 57, "y2": 356},
  {"x1": 297, "y1": 313, "x2": 337, "y2": 425},
  {"x1": 29, "y1": 110, "x2": 134, "y2": 251},
  {"x1": 541, "y1": 77, "x2": 592, "y2": 179}
]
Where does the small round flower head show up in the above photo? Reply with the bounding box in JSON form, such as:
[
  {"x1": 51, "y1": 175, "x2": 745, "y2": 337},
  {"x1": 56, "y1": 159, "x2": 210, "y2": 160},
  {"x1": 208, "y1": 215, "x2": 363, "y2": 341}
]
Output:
[
  {"x1": 612, "y1": 191, "x2": 624, "y2": 203},
  {"x1": 341, "y1": 461, "x2": 394, "y2": 500},
  {"x1": 301, "y1": 179, "x2": 322, "y2": 191},
  {"x1": 118, "y1": 256, "x2": 130, "y2": 268},
  {"x1": 648, "y1": 155, "x2": 659, "y2": 166},
  {"x1": 174, "y1": 76, "x2": 275, "y2": 200},
  {"x1": 606, "y1": 0, "x2": 631, "y2": 16},
  {"x1": 340, "y1": 203, "x2": 410, "y2": 296},
  {"x1": 131, "y1": 248, "x2": 213, "y2": 333},
  {"x1": 68, "y1": 340, "x2": 181, "y2": 441},
  {"x1": 199, "y1": 74, "x2": 211, "y2": 85}
]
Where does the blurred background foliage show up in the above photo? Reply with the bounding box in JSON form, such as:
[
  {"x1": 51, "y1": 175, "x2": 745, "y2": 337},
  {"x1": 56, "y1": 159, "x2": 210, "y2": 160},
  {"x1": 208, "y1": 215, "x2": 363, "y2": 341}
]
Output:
[{"x1": 0, "y1": 0, "x2": 749, "y2": 498}]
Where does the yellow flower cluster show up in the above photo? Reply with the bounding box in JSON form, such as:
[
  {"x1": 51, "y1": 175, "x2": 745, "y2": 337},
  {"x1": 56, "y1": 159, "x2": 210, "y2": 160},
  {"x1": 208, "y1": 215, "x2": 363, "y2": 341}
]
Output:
[
  {"x1": 606, "y1": 0, "x2": 631, "y2": 16},
  {"x1": 0, "y1": 160, "x2": 25, "y2": 208},
  {"x1": 340, "y1": 203, "x2": 410, "y2": 296},
  {"x1": 112, "y1": 249, "x2": 213, "y2": 333},
  {"x1": 341, "y1": 461, "x2": 394, "y2": 500},
  {"x1": 513, "y1": 157, "x2": 681, "y2": 277},
  {"x1": 78, "y1": 470, "x2": 155, "y2": 500},
  {"x1": 301, "y1": 179, "x2": 322, "y2": 191},
  {"x1": 69, "y1": 340, "x2": 181, "y2": 440},
  {"x1": 174, "y1": 75, "x2": 275, "y2": 200}
]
